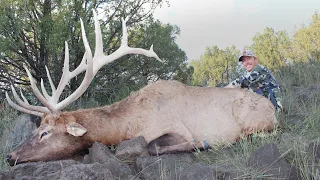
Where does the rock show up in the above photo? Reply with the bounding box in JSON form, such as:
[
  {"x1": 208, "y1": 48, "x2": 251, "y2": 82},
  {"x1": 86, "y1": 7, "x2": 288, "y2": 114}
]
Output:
[
  {"x1": 5, "y1": 159, "x2": 130, "y2": 180},
  {"x1": 10, "y1": 162, "x2": 38, "y2": 178},
  {"x1": 83, "y1": 142, "x2": 115, "y2": 164},
  {"x1": 9, "y1": 160, "x2": 78, "y2": 179},
  {"x1": 0, "y1": 172, "x2": 10, "y2": 180},
  {"x1": 6, "y1": 114, "x2": 38, "y2": 149},
  {"x1": 116, "y1": 136, "x2": 149, "y2": 162},
  {"x1": 60, "y1": 163, "x2": 114, "y2": 180},
  {"x1": 180, "y1": 163, "x2": 216, "y2": 180},
  {"x1": 34, "y1": 160, "x2": 78, "y2": 179},
  {"x1": 135, "y1": 153, "x2": 195, "y2": 180},
  {"x1": 84, "y1": 142, "x2": 134, "y2": 179},
  {"x1": 248, "y1": 143, "x2": 298, "y2": 179}
]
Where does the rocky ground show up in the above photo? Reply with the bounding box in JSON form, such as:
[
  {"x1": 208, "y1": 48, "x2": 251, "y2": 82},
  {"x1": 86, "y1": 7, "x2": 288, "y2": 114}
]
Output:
[{"x1": 0, "y1": 114, "x2": 311, "y2": 180}]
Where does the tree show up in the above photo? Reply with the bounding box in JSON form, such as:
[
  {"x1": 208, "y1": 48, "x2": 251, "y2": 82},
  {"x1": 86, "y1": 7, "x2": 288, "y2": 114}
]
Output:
[
  {"x1": 250, "y1": 27, "x2": 290, "y2": 72},
  {"x1": 0, "y1": 0, "x2": 171, "y2": 102},
  {"x1": 172, "y1": 63, "x2": 194, "y2": 85},
  {"x1": 292, "y1": 12, "x2": 320, "y2": 62},
  {"x1": 190, "y1": 46, "x2": 239, "y2": 87}
]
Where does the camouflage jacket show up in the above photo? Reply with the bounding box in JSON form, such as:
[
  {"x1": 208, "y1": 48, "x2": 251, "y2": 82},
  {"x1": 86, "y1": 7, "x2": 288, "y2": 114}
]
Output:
[{"x1": 230, "y1": 65, "x2": 282, "y2": 108}]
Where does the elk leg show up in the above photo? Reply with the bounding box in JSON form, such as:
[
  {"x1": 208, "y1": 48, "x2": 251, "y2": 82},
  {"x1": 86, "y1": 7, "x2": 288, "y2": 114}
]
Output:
[
  {"x1": 148, "y1": 140, "x2": 207, "y2": 155},
  {"x1": 147, "y1": 133, "x2": 186, "y2": 146},
  {"x1": 147, "y1": 133, "x2": 209, "y2": 155}
]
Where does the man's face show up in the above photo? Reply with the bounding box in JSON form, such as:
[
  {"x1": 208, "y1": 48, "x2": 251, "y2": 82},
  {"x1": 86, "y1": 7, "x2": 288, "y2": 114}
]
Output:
[{"x1": 241, "y1": 56, "x2": 258, "y2": 72}]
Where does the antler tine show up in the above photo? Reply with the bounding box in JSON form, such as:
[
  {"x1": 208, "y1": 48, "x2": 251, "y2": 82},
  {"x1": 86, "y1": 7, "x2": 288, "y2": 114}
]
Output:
[
  {"x1": 7, "y1": 9, "x2": 162, "y2": 115},
  {"x1": 121, "y1": 17, "x2": 129, "y2": 47},
  {"x1": 43, "y1": 66, "x2": 57, "y2": 98},
  {"x1": 69, "y1": 53, "x2": 88, "y2": 79},
  {"x1": 51, "y1": 41, "x2": 90, "y2": 111},
  {"x1": 40, "y1": 78, "x2": 50, "y2": 101},
  {"x1": 17, "y1": 43, "x2": 73, "y2": 114},
  {"x1": 19, "y1": 88, "x2": 29, "y2": 104},
  {"x1": 92, "y1": 11, "x2": 163, "y2": 74},
  {"x1": 39, "y1": 67, "x2": 54, "y2": 101},
  {"x1": 41, "y1": 22, "x2": 93, "y2": 111},
  {"x1": 10, "y1": 85, "x2": 50, "y2": 113},
  {"x1": 52, "y1": 41, "x2": 71, "y2": 105},
  {"x1": 94, "y1": 11, "x2": 104, "y2": 58},
  {"x1": 5, "y1": 92, "x2": 45, "y2": 117},
  {"x1": 45, "y1": 66, "x2": 56, "y2": 92},
  {"x1": 55, "y1": 10, "x2": 162, "y2": 110},
  {"x1": 24, "y1": 66, "x2": 55, "y2": 111},
  {"x1": 80, "y1": 17, "x2": 93, "y2": 62},
  {"x1": 54, "y1": 17, "x2": 94, "y2": 111}
]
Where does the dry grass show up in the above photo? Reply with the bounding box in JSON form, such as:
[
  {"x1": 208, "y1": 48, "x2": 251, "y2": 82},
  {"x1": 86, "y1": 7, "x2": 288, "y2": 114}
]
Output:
[{"x1": 1, "y1": 61, "x2": 320, "y2": 178}]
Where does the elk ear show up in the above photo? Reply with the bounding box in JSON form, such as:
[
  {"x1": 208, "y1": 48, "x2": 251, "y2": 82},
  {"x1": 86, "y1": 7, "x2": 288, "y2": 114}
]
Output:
[{"x1": 66, "y1": 122, "x2": 87, "y2": 137}]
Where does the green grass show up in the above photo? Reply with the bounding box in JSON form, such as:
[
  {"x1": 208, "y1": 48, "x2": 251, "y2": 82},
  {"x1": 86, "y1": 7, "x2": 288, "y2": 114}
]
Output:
[
  {"x1": 192, "y1": 61, "x2": 320, "y2": 179},
  {"x1": 193, "y1": 131, "x2": 282, "y2": 179},
  {"x1": 1, "y1": 61, "x2": 320, "y2": 178}
]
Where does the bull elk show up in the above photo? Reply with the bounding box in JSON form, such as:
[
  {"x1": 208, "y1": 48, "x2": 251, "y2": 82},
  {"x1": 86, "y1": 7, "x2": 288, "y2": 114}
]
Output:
[{"x1": 5, "y1": 10, "x2": 278, "y2": 166}]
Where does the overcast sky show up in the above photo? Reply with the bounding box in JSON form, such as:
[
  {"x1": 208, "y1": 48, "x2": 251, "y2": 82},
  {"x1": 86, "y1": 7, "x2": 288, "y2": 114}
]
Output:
[{"x1": 153, "y1": 0, "x2": 320, "y2": 60}]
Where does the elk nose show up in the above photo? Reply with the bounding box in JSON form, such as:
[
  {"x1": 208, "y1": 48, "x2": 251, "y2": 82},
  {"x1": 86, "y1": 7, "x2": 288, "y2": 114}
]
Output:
[{"x1": 5, "y1": 154, "x2": 11, "y2": 162}]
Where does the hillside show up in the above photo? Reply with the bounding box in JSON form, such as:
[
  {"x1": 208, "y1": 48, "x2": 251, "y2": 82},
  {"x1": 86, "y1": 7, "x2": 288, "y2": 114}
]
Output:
[{"x1": 0, "y1": 61, "x2": 320, "y2": 179}]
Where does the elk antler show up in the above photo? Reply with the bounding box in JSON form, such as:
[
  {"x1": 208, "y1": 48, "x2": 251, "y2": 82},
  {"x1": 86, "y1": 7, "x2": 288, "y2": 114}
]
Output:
[{"x1": 6, "y1": 10, "x2": 162, "y2": 117}]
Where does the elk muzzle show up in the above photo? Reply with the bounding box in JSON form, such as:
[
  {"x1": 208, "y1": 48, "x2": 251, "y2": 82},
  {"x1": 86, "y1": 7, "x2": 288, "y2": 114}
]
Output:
[{"x1": 6, "y1": 153, "x2": 20, "y2": 166}]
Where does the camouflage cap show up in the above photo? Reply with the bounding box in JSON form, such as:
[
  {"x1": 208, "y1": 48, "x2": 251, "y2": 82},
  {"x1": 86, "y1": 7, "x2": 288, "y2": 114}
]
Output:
[{"x1": 239, "y1": 50, "x2": 256, "y2": 61}]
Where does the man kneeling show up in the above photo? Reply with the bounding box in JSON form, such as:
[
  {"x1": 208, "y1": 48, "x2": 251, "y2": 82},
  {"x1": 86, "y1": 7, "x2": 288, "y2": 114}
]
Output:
[{"x1": 225, "y1": 49, "x2": 283, "y2": 110}]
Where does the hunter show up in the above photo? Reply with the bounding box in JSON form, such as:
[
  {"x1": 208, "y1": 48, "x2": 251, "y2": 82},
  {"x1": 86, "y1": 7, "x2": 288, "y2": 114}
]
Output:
[{"x1": 225, "y1": 49, "x2": 283, "y2": 110}]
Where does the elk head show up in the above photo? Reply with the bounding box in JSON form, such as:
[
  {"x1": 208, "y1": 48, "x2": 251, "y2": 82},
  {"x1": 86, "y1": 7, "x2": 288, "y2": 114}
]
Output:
[{"x1": 5, "y1": 10, "x2": 161, "y2": 165}]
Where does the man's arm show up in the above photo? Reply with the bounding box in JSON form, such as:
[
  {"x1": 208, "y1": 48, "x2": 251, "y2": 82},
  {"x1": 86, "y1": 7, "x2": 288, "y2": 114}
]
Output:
[
  {"x1": 227, "y1": 68, "x2": 265, "y2": 89},
  {"x1": 224, "y1": 79, "x2": 242, "y2": 88},
  {"x1": 224, "y1": 83, "x2": 235, "y2": 88}
]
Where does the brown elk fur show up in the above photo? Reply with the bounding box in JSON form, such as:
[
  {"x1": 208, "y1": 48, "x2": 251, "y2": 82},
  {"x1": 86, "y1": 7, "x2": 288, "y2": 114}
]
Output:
[{"x1": 7, "y1": 80, "x2": 277, "y2": 165}]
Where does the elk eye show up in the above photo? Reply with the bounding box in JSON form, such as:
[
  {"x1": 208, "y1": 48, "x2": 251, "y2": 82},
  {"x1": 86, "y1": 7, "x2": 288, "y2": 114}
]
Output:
[{"x1": 40, "y1": 131, "x2": 49, "y2": 139}]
